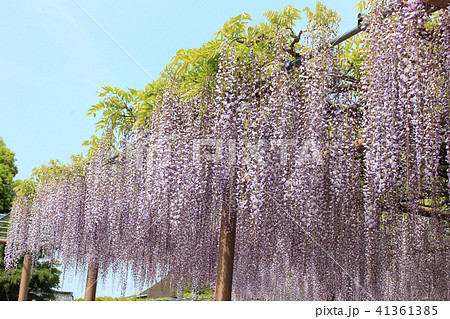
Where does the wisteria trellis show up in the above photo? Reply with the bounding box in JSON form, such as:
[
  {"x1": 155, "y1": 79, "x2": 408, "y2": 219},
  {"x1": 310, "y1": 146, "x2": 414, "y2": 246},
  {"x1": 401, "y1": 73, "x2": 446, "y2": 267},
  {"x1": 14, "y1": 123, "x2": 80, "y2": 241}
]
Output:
[{"x1": 5, "y1": 0, "x2": 450, "y2": 300}]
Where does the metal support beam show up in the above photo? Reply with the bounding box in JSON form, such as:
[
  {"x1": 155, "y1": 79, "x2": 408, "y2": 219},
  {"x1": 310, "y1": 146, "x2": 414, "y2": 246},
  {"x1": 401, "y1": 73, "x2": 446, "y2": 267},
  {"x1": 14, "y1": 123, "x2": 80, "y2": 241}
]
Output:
[
  {"x1": 289, "y1": 0, "x2": 447, "y2": 70},
  {"x1": 328, "y1": 0, "x2": 447, "y2": 47},
  {"x1": 330, "y1": 13, "x2": 368, "y2": 47},
  {"x1": 18, "y1": 254, "x2": 32, "y2": 301},
  {"x1": 84, "y1": 262, "x2": 98, "y2": 301},
  {"x1": 288, "y1": 13, "x2": 369, "y2": 69},
  {"x1": 422, "y1": 0, "x2": 450, "y2": 8}
]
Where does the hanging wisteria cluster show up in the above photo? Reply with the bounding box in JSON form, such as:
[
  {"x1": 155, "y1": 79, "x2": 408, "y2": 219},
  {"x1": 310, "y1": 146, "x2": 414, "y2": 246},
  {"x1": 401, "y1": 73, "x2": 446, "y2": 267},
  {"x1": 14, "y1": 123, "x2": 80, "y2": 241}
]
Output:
[
  {"x1": 362, "y1": 0, "x2": 449, "y2": 300},
  {"x1": 5, "y1": 0, "x2": 450, "y2": 300}
]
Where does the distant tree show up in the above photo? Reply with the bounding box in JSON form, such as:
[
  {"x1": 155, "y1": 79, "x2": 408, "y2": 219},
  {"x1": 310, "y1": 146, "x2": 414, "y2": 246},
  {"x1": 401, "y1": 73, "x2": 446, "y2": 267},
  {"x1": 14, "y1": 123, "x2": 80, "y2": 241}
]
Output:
[
  {"x1": 0, "y1": 137, "x2": 18, "y2": 215},
  {"x1": 0, "y1": 245, "x2": 62, "y2": 301}
]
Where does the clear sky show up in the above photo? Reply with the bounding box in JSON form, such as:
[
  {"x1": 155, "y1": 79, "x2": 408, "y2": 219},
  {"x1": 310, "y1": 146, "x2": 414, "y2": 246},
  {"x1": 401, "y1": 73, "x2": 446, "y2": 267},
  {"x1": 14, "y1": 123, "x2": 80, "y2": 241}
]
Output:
[{"x1": 1, "y1": 0, "x2": 360, "y2": 298}]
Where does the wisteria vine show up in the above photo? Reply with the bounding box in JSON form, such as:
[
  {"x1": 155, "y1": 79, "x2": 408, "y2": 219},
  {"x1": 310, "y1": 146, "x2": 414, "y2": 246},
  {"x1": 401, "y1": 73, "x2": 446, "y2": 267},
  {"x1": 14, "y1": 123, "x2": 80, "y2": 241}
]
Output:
[{"x1": 5, "y1": 0, "x2": 450, "y2": 300}]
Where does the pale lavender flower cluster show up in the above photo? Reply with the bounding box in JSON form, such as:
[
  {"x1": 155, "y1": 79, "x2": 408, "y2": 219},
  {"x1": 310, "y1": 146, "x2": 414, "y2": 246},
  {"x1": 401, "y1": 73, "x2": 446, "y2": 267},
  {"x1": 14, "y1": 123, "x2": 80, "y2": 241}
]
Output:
[
  {"x1": 361, "y1": 0, "x2": 449, "y2": 299},
  {"x1": 5, "y1": 2, "x2": 449, "y2": 300}
]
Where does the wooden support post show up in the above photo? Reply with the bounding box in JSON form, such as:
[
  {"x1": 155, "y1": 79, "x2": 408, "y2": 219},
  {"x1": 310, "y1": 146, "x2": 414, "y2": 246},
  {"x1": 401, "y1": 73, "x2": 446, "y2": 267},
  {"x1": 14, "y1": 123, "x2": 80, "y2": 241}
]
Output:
[
  {"x1": 18, "y1": 254, "x2": 32, "y2": 301},
  {"x1": 84, "y1": 262, "x2": 98, "y2": 301},
  {"x1": 0, "y1": 239, "x2": 6, "y2": 245},
  {"x1": 214, "y1": 205, "x2": 237, "y2": 301}
]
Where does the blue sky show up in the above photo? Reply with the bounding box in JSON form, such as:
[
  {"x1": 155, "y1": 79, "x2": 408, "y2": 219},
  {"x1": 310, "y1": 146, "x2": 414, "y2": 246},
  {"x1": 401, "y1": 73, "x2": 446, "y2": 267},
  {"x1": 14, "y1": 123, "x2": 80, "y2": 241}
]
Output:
[{"x1": 1, "y1": 0, "x2": 360, "y2": 298}]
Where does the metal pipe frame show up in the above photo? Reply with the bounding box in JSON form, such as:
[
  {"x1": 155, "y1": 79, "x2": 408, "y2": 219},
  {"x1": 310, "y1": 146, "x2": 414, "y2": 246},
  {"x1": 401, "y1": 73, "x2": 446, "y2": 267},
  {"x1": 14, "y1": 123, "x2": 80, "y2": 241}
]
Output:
[
  {"x1": 422, "y1": 0, "x2": 450, "y2": 8},
  {"x1": 289, "y1": 0, "x2": 448, "y2": 69}
]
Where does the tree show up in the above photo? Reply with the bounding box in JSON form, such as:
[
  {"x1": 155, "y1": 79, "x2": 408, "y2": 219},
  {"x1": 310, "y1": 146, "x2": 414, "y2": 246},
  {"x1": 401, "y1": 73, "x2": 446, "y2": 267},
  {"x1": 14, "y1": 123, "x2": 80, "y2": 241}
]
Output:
[
  {"x1": 0, "y1": 245, "x2": 62, "y2": 301},
  {"x1": 0, "y1": 137, "x2": 18, "y2": 215}
]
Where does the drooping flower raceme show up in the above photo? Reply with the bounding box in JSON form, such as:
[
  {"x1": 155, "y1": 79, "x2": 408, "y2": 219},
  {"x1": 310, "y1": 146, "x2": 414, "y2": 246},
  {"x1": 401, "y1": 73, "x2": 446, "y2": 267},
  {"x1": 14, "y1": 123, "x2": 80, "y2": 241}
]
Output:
[{"x1": 5, "y1": 2, "x2": 449, "y2": 300}]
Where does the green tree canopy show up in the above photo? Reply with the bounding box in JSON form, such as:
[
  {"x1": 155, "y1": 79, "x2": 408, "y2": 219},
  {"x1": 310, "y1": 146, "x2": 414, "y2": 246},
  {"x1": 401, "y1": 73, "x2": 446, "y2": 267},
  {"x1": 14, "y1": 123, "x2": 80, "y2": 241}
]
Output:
[
  {"x1": 0, "y1": 137, "x2": 18, "y2": 216},
  {"x1": 0, "y1": 245, "x2": 62, "y2": 301}
]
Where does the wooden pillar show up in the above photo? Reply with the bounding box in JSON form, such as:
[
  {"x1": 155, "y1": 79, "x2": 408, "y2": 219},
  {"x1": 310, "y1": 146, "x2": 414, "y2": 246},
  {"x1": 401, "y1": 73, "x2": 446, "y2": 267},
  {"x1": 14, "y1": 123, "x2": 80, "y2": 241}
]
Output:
[
  {"x1": 84, "y1": 263, "x2": 98, "y2": 301},
  {"x1": 84, "y1": 262, "x2": 98, "y2": 301},
  {"x1": 0, "y1": 239, "x2": 6, "y2": 245},
  {"x1": 214, "y1": 204, "x2": 237, "y2": 301},
  {"x1": 18, "y1": 254, "x2": 32, "y2": 301}
]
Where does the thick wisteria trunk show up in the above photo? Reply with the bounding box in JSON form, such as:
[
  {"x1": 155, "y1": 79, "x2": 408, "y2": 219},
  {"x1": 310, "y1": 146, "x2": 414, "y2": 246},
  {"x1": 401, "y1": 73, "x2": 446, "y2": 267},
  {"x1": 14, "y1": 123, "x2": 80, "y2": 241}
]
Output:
[
  {"x1": 214, "y1": 187, "x2": 237, "y2": 301},
  {"x1": 84, "y1": 262, "x2": 99, "y2": 301},
  {"x1": 18, "y1": 254, "x2": 32, "y2": 301}
]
